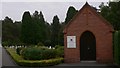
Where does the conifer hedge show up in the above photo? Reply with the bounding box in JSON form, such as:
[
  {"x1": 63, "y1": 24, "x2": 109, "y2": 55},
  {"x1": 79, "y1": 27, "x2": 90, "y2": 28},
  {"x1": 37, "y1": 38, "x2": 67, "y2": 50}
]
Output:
[{"x1": 114, "y1": 31, "x2": 120, "y2": 65}]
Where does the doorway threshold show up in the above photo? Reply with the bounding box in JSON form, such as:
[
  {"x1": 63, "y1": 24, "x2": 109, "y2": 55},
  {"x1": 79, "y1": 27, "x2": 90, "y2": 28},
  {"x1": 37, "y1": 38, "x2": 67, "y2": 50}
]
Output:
[{"x1": 80, "y1": 61, "x2": 96, "y2": 63}]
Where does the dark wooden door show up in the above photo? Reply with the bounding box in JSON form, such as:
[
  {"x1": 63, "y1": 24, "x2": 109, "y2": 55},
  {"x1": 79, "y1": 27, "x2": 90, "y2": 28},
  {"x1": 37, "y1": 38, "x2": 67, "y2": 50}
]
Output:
[{"x1": 80, "y1": 31, "x2": 96, "y2": 61}]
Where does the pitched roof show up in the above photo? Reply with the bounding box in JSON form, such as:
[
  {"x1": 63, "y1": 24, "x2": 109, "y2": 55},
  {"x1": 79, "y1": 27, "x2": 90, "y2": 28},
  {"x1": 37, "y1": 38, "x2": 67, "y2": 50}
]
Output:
[{"x1": 63, "y1": 2, "x2": 114, "y2": 33}]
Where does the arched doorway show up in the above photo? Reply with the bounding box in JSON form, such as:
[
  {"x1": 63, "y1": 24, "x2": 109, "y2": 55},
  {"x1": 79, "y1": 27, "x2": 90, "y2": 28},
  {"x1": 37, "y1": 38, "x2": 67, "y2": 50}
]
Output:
[{"x1": 80, "y1": 31, "x2": 96, "y2": 61}]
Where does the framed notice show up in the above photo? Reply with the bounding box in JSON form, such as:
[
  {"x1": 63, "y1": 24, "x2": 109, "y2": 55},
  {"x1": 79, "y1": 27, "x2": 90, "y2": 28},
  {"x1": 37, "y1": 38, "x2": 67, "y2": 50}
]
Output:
[{"x1": 67, "y1": 36, "x2": 76, "y2": 48}]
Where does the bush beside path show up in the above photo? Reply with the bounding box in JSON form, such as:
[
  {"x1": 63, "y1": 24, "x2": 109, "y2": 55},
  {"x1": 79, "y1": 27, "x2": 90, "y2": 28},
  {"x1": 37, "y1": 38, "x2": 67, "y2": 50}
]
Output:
[{"x1": 4, "y1": 47, "x2": 63, "y2": 67}]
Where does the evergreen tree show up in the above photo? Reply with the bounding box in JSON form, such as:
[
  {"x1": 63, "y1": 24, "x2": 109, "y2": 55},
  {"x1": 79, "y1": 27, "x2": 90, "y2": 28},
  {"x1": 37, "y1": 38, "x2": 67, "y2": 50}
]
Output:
[
  {"x1": 99, "y1": 2, "x2": 120, "y2": 30},
  {"x1": 51, "y1": 15, "x2": 61, "y2": 47},
  {"x1": 38, "y1": 11, "x2": 47, "y2": 43},
  {"x1": 32, "y1": 11, "x2": 41, "y2": 44},
  {"x1": 59, "y1": 6, "x2": 78, "y2": 46},
  {"x1": 44, "y1": 22, "x2": 52, "y2": 47},
  {"x1": 2, "y1": 17, "x2": 21, "y2": 46},
  {"x1": 58, "y1": 22, "x2": 64, "y2": 46},
  {"x1": 65, "y1": 6, "x2": 78, "y2": 24},
  {"x1": 2, "y1": 16, "x2": 14, "y2": 42},
  {"x1": 21, "y1": 11, "x2": 36, "y2": 44}
]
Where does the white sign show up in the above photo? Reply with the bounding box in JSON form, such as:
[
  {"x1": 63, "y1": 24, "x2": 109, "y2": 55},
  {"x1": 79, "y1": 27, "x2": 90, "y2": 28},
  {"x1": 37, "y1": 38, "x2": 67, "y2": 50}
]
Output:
[{"x1": 67, "y1": 36, "x2": 76, "y2": 48}]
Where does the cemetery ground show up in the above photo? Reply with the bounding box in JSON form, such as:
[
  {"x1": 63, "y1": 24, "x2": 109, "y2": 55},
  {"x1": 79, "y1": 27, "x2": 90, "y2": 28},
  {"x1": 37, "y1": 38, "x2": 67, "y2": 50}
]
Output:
[
  {"x1": 2, "y1": 45, "x2": 64, "y2": 67},
  {"x1": 1, "y1": 45, "x2": 119, "y2": 68}
]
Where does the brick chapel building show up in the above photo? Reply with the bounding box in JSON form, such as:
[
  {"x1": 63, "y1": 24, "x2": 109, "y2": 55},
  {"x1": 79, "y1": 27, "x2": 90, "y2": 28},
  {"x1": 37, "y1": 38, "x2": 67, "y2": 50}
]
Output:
[{"x1": 63, "y1": 2, "x2": 114, "y2": 63}]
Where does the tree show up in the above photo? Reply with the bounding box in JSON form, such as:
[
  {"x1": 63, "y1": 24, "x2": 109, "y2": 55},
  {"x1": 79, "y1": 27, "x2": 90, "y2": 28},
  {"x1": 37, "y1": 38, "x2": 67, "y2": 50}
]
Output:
[
  {"x1": 32, "y1": 10, "x2": 42, "y2": 44},
  {"x1": 99, "y1": 2, "x2": 120, "y2": 30},
  {"x1": 12, "y1": 21, "x2": 21, "y2": 44},
  {"x1": 32, "y1": 11, "x2": 48, "y2": 45},
  {"x1": 44, "y1": 22, "x2": 52, "y2": 47},
  {"x1": 2, "y1": 16, "x2": 14, "y2": 42},
  {"x1": 38, "y1": 11, "x2": 47, "y2": 43},
  {"x1": 21, "y1": 11, "x2": 48, "y2": 45},
  {"x1": 51, "y1": 15, "x2": 61, "y2": 47},
  {"x1": 21, "y1": 11, "x2": 36, "y2": 44},
  {"x1": 58, "y1": 6, "x2": 78, "y2": 46},
  {"x1": 33, "y1": 10, "x2": 39, "y2": 18},
  {"x1": 58, "y1": 22, "x2": 64, "y2": 46},
  {"x1": 2, "y1": 17, "x2": 21, "y2": 46},
  {"x1": 64, "y1": 6, "x2": 78, "y2": 24}
]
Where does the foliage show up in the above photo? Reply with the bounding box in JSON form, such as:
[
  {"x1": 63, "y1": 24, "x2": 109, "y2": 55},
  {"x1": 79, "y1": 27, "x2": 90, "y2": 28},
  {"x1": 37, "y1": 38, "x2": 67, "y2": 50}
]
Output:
[
  {"x1": 55, "y1": 45, "x2": 62, "y2": 49},
  {"x1": 32, "y1": 11, "x2": 47, "y2": 44},
  {"x1": 2, "y1": 16, "x2": 21, "y2": 43},
  {"x1": 44, "y1": 40, "x2": 52, "y2": 47},
  {"x1": 21, "y1": 11, "x2": 35, "y2": 44},
  {"x1": 99, "y1": 2, "x2": 120, "y2": 30},
  {"x1": 2, "y1": 9, "x2": 67, "y2": 47},
  {"x1": 58, "y1": 6, "x2": 78, "y2": 46},
  {"x1": 16, "y1": 47, "x2": 25, "y2": 55},
  {"x1": 58, "y1": 23, "x2": 64, "y2": 46},
  {"x1": 64, "y1": 6, "x2": 78, "y2": 24},
  {"x1": 37, "y1": 42, "x2": 44, "y2": 46},
  {"x1": 39, "y1": 11, "x2": 47, "y2": 43},
  {"x1": 51, "y1": 15, "x2": 61, "y2": 47},
  {"x1": 21, "y1": 47, "x2": 58, "y2": 60},
  {"x1": 21, "y1": 11, "x2": 48, "y2": 45},
  {"x1": 44, "y1": 22, "x2": 52, "y2": 46},
  {"x1": 18, "y1": 58, "x2": 63, "y2": 67},
  {"x1": 55, "y1": 45, "x2": 64, "y2": 57},
  {"x1": 114, "y1": 31, "x2": 120, "y2": 65},
  {"x1": 6, "y1": 48, "x2": 63, "y2": 67},
  {"x1": 2, "y1": 41, "x2": 11, "y2": 47}
]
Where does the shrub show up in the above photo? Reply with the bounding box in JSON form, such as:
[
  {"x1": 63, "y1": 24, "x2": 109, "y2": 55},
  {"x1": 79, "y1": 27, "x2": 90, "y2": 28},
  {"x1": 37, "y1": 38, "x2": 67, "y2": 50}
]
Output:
[
  {"x1": 16, "y1": 47, "x2": 25, "y2": 55},
  {"x1": 18, "y1": 58, "x2": 64, "y2": 67},
  {"x1": 44, "y1": 40, "x2": 52, "y2": 47},
  {"x1": 55, "y1": 45, "x2": 60, "y2": 49},
  {"x1": 37, "y1": 42, "x2": 44, "y2": 46},
  {"x1": 21, "y1": 47, "x2": 58, "y2": 60},
  {"x1": 6, "y1": 48, "x2": 63, "y2": 67},
  {"x1": 37, "y1": 46, "x2": 48, "y2": 50},
  {"x1": 114, "y1": 31, "x2": 120, "y2": 65},
  {"x1": 2, "y1": 41, "x2": 12, "y2": 47},
  {"x1": 55, "y1": 45, "x2": 64, "y2": 57}
]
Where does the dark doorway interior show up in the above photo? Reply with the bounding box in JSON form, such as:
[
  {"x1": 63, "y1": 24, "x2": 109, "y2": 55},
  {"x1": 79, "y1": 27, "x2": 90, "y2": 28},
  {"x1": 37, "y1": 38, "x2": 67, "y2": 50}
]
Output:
[{"x1": 80, "y1": 31, "x2": 96, "y2": 61}]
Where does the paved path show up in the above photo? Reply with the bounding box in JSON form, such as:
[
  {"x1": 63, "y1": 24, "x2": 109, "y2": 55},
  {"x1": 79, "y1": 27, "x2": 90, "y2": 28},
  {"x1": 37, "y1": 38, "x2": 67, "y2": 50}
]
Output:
[
  {"x1": 2, "y1": 48, "x2": 17, "y2": 66},
  {"x1": 0, "y1": 47, "x2": 2, "y2": 67},
  {"x1": 55, "y1": 62, "x2": 119, "y2": 68}
]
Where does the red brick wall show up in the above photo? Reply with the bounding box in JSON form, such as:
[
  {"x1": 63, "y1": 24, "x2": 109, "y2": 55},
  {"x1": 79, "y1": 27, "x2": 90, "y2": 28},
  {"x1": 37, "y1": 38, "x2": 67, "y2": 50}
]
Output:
[{"x1": 64, "y1": 5, "x2": 113, "y2": 63}]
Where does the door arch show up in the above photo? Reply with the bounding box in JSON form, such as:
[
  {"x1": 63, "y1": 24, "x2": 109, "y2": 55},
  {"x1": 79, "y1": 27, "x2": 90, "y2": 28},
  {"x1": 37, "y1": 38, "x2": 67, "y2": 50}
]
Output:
[{"x1": 80, "y1": 31, "x2": 96, "y2": 61}]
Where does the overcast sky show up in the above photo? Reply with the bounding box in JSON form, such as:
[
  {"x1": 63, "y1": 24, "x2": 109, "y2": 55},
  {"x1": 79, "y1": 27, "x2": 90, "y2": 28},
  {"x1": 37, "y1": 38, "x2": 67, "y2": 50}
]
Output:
[{"x1": 1, "y1": 0, "x2": 109, "y2": 23}]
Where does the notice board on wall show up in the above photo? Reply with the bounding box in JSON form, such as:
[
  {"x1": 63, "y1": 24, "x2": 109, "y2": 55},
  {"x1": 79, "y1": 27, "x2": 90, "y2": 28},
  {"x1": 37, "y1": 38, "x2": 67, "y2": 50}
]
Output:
[{"x1": 67, "y1": 36, "x2": 76, "y2": 48}]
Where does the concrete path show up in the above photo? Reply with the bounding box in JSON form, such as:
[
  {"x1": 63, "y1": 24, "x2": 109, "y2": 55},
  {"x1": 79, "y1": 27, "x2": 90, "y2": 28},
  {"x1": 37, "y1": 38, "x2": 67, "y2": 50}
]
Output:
[
  {"x1": 55, "y1": 62, "x2": 119, "y2": 68},
  {"x1": 2, "y1": 47, "x2": 17, "y2": 66},
  {"x1": 0, "y1": 47, "x2": 2, "y2": 68}
]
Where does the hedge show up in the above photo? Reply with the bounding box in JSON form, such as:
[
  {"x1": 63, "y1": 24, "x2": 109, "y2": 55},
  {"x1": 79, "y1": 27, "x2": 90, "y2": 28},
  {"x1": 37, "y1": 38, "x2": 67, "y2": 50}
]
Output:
[
  {"x1": 6, "y1": 48, "x2": 64, "y2": 67},
  {"x1": 114, "y1": 31, "x2": 120, "y2": 65},
  {"x1": 21, "y1": 47, "x2": 58, "y2": 60}
]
